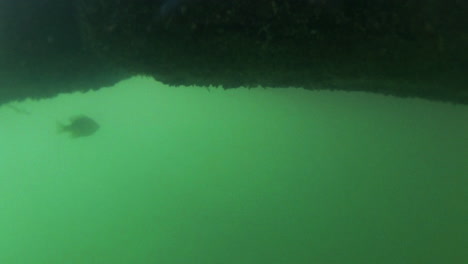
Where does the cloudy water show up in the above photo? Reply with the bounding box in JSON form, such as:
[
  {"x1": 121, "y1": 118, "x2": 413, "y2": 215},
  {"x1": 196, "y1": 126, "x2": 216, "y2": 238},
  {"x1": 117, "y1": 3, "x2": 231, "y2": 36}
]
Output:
[{"x1": 1, "y1": 76, "x2": 467, "y2": 264}]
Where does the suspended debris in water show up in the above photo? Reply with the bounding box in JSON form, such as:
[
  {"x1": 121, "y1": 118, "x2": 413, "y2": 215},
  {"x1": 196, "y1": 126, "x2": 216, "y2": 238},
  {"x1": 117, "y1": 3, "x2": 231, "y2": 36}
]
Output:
[
  {"x1": 58, "y1": 115, "x2": 100, "y2": 138},
  {"x1": 5, "y1": 104, "x2": 31, "y2": 115}
]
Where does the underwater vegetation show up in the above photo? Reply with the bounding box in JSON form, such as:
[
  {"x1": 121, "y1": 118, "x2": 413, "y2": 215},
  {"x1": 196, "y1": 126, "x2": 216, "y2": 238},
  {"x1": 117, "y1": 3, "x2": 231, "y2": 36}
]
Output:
[{"x1": 58, "y1": 115, "x2": 100, "y2": 138}]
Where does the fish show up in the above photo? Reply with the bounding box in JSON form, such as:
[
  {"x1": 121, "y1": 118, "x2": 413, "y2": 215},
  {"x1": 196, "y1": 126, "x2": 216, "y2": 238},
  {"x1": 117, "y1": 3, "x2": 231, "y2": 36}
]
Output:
[{"x1": 58, "y1": 115, "x2": 100, "y2": 138}]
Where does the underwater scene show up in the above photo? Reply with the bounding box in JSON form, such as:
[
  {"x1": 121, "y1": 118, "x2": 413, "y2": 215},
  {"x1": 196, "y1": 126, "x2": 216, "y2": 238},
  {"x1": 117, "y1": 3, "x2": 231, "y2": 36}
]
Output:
[{"x1": 1, "y1": 76, "x2": 467, "y2": 263}]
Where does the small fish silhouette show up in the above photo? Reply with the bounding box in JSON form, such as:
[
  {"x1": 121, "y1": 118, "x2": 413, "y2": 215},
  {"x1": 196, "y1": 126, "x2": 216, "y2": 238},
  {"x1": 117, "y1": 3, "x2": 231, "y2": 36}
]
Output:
[{"x1": 58, "y1": 115, "x2": 100, "y2": 138}]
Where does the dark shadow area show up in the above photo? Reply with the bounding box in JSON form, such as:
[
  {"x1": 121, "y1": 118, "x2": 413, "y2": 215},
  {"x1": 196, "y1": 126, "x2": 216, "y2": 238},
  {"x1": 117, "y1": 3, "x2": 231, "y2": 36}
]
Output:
[{"x1": 0, "y1": 0, "x2": 467, "y2": 105}]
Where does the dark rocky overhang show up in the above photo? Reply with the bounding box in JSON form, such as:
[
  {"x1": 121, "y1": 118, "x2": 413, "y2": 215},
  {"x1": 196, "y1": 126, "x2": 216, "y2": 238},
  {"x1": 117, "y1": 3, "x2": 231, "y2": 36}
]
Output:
[{"x1": 1, "y1": 0, "x2": 467, "y2": 105}]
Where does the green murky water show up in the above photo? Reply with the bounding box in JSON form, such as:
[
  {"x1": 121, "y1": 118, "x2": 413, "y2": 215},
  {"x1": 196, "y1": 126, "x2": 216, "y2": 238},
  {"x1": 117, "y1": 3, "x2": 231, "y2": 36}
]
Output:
[{"x1": 1, "y1": 77, "x2": 467, "y2": 263}]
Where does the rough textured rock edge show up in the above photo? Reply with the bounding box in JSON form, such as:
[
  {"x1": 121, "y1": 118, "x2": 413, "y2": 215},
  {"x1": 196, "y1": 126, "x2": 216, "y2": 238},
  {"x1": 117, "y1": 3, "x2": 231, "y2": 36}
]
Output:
[{"x1": 1, "y1": 0, "x2": 467, "y2": 105}]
